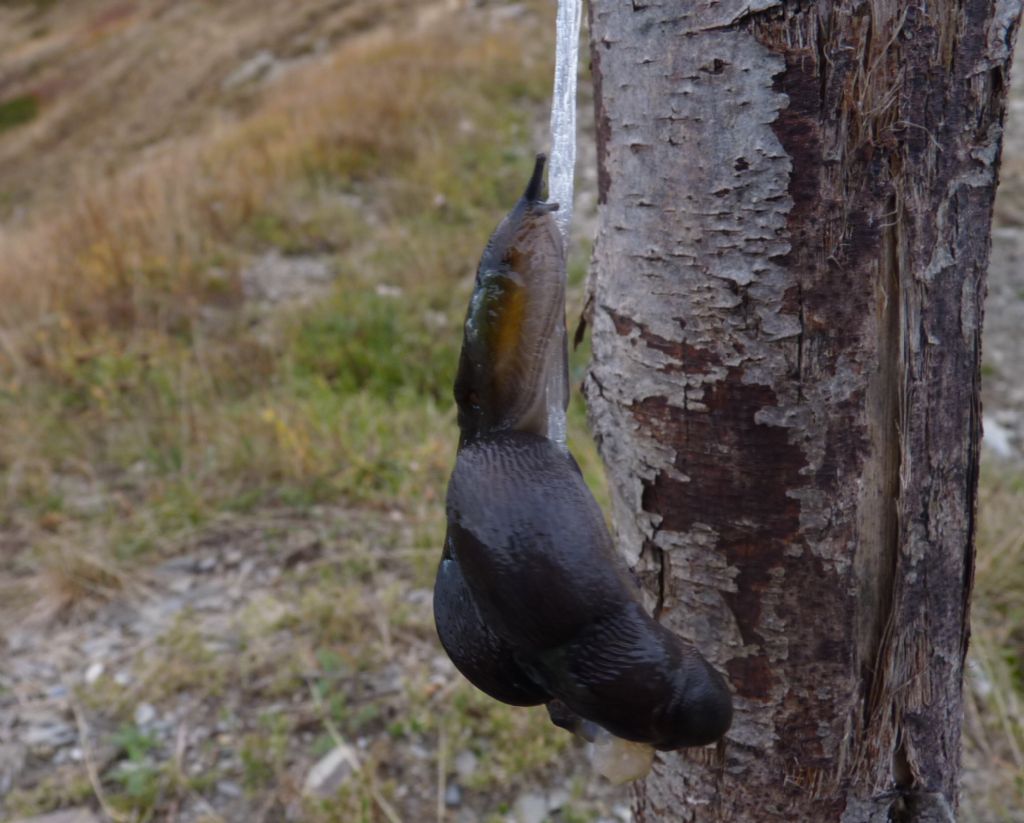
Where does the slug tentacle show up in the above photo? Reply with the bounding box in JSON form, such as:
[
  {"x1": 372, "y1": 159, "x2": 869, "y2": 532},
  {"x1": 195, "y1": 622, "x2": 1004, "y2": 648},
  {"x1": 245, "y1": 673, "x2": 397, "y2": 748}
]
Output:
[{"x1": 523, "y1": 153, "x2": 559, "y2": 211}]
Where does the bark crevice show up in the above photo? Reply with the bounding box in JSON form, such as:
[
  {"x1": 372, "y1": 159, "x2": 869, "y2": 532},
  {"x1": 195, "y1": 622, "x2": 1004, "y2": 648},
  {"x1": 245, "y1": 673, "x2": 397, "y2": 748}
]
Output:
[{"x1": 587, "y1": 0, "x2": 1020, "y2": 819}]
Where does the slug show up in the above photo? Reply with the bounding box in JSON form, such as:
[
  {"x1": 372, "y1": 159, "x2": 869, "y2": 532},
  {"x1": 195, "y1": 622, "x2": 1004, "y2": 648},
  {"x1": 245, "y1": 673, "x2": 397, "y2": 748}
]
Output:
[{"x1": 433, "y1": 155, "x2": 733, "y2": 753}]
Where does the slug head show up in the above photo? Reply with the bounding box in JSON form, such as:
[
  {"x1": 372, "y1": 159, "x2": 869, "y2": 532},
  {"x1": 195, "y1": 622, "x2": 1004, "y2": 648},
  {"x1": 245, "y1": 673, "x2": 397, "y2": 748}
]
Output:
[{"x1": 455, "y1": 155, "x2": 566, "y2": 442}]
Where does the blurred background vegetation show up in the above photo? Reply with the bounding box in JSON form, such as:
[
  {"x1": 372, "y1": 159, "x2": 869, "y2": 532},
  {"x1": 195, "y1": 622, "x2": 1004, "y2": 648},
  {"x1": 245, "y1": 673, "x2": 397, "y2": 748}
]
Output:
[{"x1": 0, "y1": 1, "x2": 1020, "y2": 821}]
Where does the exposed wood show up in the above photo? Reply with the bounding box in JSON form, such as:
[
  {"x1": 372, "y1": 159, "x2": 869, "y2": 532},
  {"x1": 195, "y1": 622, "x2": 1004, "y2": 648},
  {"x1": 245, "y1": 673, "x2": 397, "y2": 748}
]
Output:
[{"x1": 584, "y1": 1, "x2": 1021, "y2": 819}]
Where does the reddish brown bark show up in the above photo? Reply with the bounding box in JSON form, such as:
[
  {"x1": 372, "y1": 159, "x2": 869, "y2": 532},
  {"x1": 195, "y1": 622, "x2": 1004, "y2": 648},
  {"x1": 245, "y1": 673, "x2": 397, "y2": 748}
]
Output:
[{"x1": 585, "y1": 1, "x2": 1020, "y2": 820}]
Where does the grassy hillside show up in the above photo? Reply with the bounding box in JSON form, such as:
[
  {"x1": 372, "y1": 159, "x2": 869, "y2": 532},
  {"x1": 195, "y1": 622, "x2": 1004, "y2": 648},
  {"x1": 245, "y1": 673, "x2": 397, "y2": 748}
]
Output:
[
  {"x1": 0, "y1": 2, "x2": 616, "y2": 821},
  {"x1": 0, "y1": 0, "x2": 446, "y2": 215},
  {"x1": 0, "y1": 0, "x2": 605, "y2": 550},
  {"x1": 0, "y1": 1, "x2": 1020, "y2": 821}
]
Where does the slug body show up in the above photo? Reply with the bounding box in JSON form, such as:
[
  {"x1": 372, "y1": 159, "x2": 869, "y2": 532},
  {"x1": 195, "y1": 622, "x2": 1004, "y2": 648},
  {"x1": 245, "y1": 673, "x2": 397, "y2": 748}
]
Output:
[{"x1": 433, "y1": 156, "x2": 732, "y2": 750}]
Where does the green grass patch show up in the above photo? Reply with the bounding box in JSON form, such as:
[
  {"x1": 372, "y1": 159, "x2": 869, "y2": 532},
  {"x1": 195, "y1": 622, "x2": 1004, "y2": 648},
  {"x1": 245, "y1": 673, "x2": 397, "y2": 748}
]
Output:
[
  {"x1": 0, "y1": 94, "x2": 39, "y2": 132},
  {"x1": 290, "y1": 288, "x2": 458, "y2": 402}
]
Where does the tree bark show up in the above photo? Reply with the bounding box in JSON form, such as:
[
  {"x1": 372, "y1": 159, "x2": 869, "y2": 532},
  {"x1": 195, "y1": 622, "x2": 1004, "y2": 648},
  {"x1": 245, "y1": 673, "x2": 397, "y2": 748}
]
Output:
[{"x1": 584, "y1": 1, "x2": 1021, "y2": 820}]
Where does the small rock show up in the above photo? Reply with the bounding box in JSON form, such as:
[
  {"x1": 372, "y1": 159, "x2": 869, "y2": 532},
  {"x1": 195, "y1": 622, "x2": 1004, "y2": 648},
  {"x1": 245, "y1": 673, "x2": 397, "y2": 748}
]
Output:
[
  {"x1": 424, "y1": 309, "x2": 449, "y2": 330},
  {"x1": 303, "y1": 743, "x2": 360, "y2": 798},
  {"x1": 84, "y1": 662, "x2": 105, "y2": 684},
  {"x1": 548, "y1": 787, "x2": 571, "y2": 811},
  {"x1": 196, "y1": 555, "x2": 218, "y2": 573},
  {"x1": 114, "y1": 670, "x2": 132, "y2": 687},
  {"x1": 5, "y1": 629, "x2": 29, "y2": 653},
  {"x1": 431, "y1": 655, "x2": 456, "y2": 676},
  {"x1": 375, "y1": 284, "x2": 403, "y2": 298},
  {"x1": 23, "y1": 720, "x2": 76, "y2": 752},
  {"x1": 613, "y1": 804, "x2": 632, "y2": 823},
  {"x1": 217, "y1": 780, "x2": 243, "y2": 798},
  {"x1": 405, "y1": 588, "x2": 432, "y2": 607},
  {"x1": 80, "y1": 635, "x2": 119, "y2": 658},
  {"x1": 0, "y1": 743, "x2": 27, "y2": 795},
  {"x1": 223, "y1": 50, "x2": 277, "y2": 90},
  {"x1": 193, "y1": 592, "x2": 226, "y2": 611},
  {"x1": 454, "y1": 749, "x2": 478, "y2": 780},
  {"x1": 514, "y1": 792, "x2": 548, "y2": 823},
  {"x1": 134, "y1": 702, "x2": 157, "y2": 727},
  {"x1": 283, "y1": 528, "x2": 322, "y2": 568},
  {"x1": 983, "y1": 414, "x2": 1017, "y2": 458},
  {"x1": 159, "y1": 553, "x2": 200, "y2": 573},
  {"x1": 969, "y1": 658, "x2": 993, "y2": 698},
  {"x1": 153, "y1": 718, "x2": 175, "y2": 737},
  {"x1": 224, "y1": 548, "x2": 244, "y2": 567},
  {"x1": 36, "y1": 662, "x2": 59, "y2": 680},
  {"x1": 444, "y1": 781, "x2": 462, "y2": 807}
]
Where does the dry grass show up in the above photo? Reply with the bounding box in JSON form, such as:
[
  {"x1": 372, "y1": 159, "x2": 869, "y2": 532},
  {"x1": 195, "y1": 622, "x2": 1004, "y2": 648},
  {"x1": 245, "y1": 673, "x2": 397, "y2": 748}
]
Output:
[
  {"x1": 1, "y1": 18, "x2": 542, "y2": 356},
  {"x1": 34, "y1": 542, "x2": 130, "y2": 615},
  {"x1": 0, "y1": 0, "x2": 435, "y2": 214},
  {"x1": 0, "y1": 535, "x2": 132, "y2": 625},
  {"x1": 962, "y1": 462, "x2": 1024, "y2": 821},
  {"x1": 0, "y1": 6, "x2": 604, "y2": 818},
  {"x1": 0, "y1": 1, "x2": 559, "y2": 567}
]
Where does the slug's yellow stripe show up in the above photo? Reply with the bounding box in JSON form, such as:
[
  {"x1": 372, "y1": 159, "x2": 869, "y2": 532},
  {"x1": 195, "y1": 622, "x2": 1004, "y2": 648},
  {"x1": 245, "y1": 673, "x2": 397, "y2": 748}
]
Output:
[{"x1": 489, "y1": 279, "x2": 526, "y2": 375}]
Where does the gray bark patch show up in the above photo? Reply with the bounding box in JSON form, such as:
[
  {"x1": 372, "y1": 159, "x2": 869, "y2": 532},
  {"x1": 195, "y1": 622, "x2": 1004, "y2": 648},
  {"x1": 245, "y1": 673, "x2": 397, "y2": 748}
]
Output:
[{"x1": 587, "y1": 0, "x2": 1021, "y2": 819}]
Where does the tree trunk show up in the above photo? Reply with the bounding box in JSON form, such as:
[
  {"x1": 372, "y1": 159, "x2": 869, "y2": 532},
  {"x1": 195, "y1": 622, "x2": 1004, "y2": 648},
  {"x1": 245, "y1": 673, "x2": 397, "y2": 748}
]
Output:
[{"x1": 584, "y1": 1, "x2": 1021, "y2": 820}]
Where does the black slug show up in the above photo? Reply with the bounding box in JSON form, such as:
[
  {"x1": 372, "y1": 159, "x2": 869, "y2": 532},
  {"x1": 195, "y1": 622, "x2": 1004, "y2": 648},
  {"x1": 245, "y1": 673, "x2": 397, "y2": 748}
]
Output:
[{"x1": 433, "y1": 155, "x2": 732, "y2": 751}]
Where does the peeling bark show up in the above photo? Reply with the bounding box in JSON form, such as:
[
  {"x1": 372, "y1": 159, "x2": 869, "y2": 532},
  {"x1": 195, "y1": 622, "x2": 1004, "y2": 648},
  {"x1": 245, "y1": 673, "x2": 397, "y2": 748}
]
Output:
[{"x1": 585, "y1": 1, "x2": 1021, "y2": 820}]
